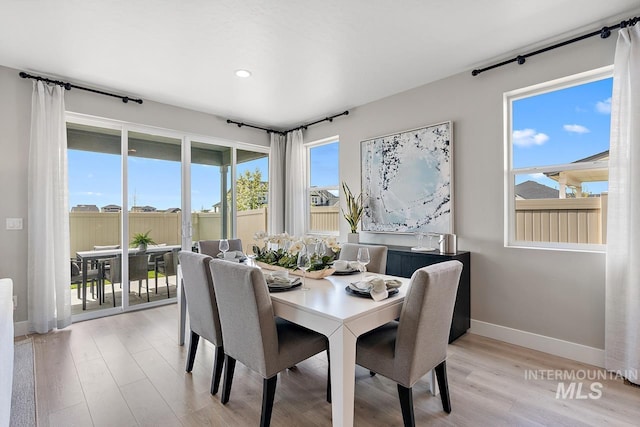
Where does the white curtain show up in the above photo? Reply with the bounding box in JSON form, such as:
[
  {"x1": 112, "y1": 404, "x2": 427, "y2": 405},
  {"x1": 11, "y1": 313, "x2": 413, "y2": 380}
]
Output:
[
  {"x1": 27, "y1": 81, "x2": 71, "y2": 333},
  {"x1": 284, "y1": 129, "x2": 307, "y2": 236},
  {"x1": 268, "y1": 132, "x2": 286, "y2": 234},
  {"x1": 605, "y1": 23, "x2": 640, "y2": 385}
]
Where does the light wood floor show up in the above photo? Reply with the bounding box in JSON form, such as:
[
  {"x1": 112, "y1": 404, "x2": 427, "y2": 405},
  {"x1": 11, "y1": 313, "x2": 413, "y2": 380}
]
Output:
[{"x1": 30, "y1": 304, "x2": 640, "y2": 426}]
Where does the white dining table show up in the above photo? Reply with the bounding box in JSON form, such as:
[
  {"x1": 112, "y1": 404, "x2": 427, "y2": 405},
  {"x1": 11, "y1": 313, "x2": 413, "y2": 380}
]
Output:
[{"x1": 177, "y1": 266, "x2": 428, "y2": 427}]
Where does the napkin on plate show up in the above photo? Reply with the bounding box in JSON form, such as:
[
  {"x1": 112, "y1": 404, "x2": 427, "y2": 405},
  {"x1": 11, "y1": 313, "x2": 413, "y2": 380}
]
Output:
[
  {"x1": 217, "y1": 250, "x2": 244, "y2": 260},
  {"x1": 349, "y1": 276, "x2": 402, "y2": 301},
  {"x1": 263, "y1": 272, "x2": 300, "y2": 288}
]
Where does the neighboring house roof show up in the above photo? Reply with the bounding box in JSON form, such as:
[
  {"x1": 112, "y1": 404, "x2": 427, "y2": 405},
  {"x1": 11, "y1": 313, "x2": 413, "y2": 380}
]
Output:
[
  {"x1": 131, "y1": 205, "x2": 157, "y2": 212},
  {"x1": 310, "y1": 189, "x2": 339, "y2": 206},
  {"x1": 164, "y1": 207, "x2": 181, "y2": 213},
  {"x1": 544, "y1": 150, "x2": 609, "y2": 184},
  {"x1": 71, "y1": 204, "x2": 99, "y2": 212},
  {"x1": 101, "y1": 204, "x2": 121, "y2": 211},
  {"x1": 515, "y1": 180, "x2": 559, "y2": 199}
]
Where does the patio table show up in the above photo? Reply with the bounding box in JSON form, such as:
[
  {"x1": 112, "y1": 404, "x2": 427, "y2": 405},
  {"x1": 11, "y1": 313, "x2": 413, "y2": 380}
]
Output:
[{"x1": 76, "y1": 244, "x2": 180, "y2": 310}]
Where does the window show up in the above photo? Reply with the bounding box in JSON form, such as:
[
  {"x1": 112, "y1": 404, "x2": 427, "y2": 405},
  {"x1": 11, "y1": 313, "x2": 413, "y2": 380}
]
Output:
[
  {"x1": 306, "y1": 137, "x2": 339, "y2": 234},
  {"x1": 505, "y1": 66, "x2": 612, "y2": 251}
]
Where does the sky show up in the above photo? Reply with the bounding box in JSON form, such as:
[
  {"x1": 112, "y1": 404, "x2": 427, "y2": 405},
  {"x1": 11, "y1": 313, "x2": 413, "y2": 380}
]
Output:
[
  {"x1": 68, "y1": 140, "x2": 339, "y2": 211},
  {"x1": 512, "y1": 76, "x2": 612, "y2": 195}
]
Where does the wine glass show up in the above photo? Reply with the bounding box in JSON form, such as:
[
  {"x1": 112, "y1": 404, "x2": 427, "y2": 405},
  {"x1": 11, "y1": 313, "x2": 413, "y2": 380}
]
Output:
[
  {"x1": 218, "y1": 239, "x2": 230, "y2": 258},
  {"x1": 246, "y1": 243, "x2": 257, "y2": 266},
  {"x1": 357, "y1": 247, "x2": 370, "y2": 282},
  {"x1": 297, "y1": 245, "x2": 312, "y2": 291}
]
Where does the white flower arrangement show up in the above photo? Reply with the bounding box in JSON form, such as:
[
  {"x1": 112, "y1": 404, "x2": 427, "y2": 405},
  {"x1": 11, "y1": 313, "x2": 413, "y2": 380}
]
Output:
[{"x1": 252, "y1": 232, "x2": 341, "y2": 271}]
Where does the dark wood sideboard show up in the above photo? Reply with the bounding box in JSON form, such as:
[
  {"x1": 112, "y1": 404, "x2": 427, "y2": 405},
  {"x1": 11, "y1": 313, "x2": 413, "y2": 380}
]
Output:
[{"x1": 384, "y1": 245, "x2": 470, "y2": 343}]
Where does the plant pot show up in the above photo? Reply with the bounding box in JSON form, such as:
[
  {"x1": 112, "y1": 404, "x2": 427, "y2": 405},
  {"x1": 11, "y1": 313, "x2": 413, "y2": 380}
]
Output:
[
  {"x1": 138, "y1": 244, "x2": 147, "y2": 252},
  {"x1": 347, "y1": 233, "x2": 359, "y2": 243}
]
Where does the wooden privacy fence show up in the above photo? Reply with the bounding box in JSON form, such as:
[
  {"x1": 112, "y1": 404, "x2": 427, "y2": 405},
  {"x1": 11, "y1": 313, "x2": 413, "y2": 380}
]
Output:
[
  {"x1": 515, "y1": 194, "x2": 607, "y2": 244},
  {"x1": 70, "y1": 206, "x2": 339, "y2": 256}
]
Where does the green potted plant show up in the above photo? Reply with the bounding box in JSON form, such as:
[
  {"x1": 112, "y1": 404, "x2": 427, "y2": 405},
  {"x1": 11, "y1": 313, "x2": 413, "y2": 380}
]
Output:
[
  {"x1": 131, "y1": 230, "x2": 155, "y2": 251},
  {"x1": 341, "y1": 182, "x2": 365, "y2": 243}
]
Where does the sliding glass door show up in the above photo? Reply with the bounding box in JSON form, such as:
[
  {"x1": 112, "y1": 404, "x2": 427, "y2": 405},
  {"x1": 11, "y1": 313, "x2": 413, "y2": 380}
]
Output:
[
  {"x1": 67, "y1": 115, "x2": 269, "y2": 321},
  {"x1": 68, "y1": 122, "x2": 123, "y2": 316},
  {"x1": 127, "y1": 130, "x2": 182, "y2": 308}
]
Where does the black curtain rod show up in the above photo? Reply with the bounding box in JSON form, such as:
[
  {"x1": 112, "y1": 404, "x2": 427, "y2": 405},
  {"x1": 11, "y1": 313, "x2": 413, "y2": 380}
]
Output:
[
  {"x1": 226, "y1": 119, "x2": 285, "y2": 135},
  {"x1": 19, "y1": 71, "x2": 143, "y2": 104},
  {"x1": 226, "y1": 110, "x2": 349, "y2": 136},
  {"x1": 472, "y1": 15, "x2": 639, "y2": 76}
]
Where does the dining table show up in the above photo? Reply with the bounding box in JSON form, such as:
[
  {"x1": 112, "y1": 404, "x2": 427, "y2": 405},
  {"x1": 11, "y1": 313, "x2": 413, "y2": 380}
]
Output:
[
  {"x1": 177, "y1": 263, "x2": 436, "y2": 427},
  {"x1": 76, "y1": 244, "x2": 181, "y2": 310}
]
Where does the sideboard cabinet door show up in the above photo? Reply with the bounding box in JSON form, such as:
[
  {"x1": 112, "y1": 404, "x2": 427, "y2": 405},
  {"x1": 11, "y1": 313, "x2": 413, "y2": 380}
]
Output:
[{"x1": 385, "y1": 246, "x2": 470, "y2": 343}]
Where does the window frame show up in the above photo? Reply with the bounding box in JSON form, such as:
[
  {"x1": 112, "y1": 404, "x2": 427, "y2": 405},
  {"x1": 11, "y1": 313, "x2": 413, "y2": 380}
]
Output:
[
  {"x1": 504, "y1": 65, "x2": 612, "y2": 252},
  {"x1": 305, "y1": 136, "x2": 340, "y2": 236}
]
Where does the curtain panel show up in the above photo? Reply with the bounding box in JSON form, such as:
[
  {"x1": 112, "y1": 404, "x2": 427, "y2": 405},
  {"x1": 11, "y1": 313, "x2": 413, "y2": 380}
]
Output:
[
  {"x1": 268, "y1": 133, "x2": 286, "y2": 234},
  {"x1": 605, "y1": 23, "x2": 640, "y2": 385},
  {"x1": 284, "y1": 129, "x2": 307, "y2": 237},
  {"x1": 27, "y1": 81, "x2": 71, "y2": 333}
]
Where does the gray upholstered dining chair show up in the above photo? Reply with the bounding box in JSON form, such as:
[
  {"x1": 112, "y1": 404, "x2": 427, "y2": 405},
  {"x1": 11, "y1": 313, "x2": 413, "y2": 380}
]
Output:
[
  {"x1": 355, "y1": 260, "x2": 463, "y2": 427},
  {"x1": 198, "y1": 239, "x2": 243, "y2": 258},
  {"x1": 338, "y1": 243, "x2": 388, "y2": 274},
  {"x1": 178, "y1": 251, "x2": 224, "y2": 395},
  {"x1": 208, "y1": 259, "x2": 330, "y2": 427},
  {"x1": 102, "y1": 254, "x2": 150, "y2": 306}
]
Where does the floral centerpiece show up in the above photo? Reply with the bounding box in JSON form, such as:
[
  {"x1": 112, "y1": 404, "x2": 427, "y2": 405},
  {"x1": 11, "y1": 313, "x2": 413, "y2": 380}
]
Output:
[{"x1": 252, "y1": 231, "x2": 341, "y2": 278}]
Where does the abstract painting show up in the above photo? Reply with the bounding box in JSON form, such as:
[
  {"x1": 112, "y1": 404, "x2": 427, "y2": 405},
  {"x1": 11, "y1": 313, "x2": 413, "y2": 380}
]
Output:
[{"x1": 361, "y1": 121, "x2": 453, "y2": 234}]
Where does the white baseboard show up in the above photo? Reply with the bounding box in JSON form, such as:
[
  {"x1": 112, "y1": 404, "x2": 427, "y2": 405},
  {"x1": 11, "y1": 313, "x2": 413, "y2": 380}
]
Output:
[
  {"x1": 470, "y1": 319, "x2": 605, "y2": 368},
  {"x1": 13, "y1": 321, "x2": 30, "y2": 337}
]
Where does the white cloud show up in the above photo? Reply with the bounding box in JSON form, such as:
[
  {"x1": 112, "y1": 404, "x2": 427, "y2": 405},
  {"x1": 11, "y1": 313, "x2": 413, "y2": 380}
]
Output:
[
  {"x1": 563, "y1": 124, "x2": 590, "y2": 134},
  {"x1": 529, "y1": 173, "x2": 546, "y2": 180},
  {"x1": 596, "y1": 97, "x2": 611, "y2": 114},
  {"x1": 512, "y1": 129, "x2": 549, "y2": 147}
]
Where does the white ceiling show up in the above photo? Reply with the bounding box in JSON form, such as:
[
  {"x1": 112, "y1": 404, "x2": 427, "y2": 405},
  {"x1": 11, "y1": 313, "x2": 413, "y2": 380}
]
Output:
[{"x1": 1, "y1": 1, "x2": 638, "y2": 129}]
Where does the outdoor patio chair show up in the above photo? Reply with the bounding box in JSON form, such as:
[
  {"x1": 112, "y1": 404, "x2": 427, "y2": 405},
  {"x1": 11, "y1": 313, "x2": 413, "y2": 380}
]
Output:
[
  {"x1": 102, "y1": 254, "x2": 150, "y2": 306},
  {"x1": 71, "y1": 259, "x2": 101, "y2": 302}
]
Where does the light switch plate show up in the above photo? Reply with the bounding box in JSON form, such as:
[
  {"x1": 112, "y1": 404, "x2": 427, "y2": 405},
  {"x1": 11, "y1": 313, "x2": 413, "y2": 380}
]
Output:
[{"x1": 6, "y1": 218, "x2": 23, "y2": 230}]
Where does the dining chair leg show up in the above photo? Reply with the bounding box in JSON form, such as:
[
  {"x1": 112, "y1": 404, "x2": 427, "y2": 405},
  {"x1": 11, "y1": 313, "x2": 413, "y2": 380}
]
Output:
[
  {"x1": 434, "y1": 360, "x2": 451, "y2": 413},
  {"x1": 221, "y1": 355, "x2": 236, "y2": 404},
  {"x1": 260, "y1": 376, "x2": 278, "y2": 427},
  {"x1": 146, "y1": 278, "x2": 150, "y2": 302},
  {"x1": 397, "y1": 384, "x2": 415, "y2": 427},
  {"x1": 211, "y1": 345, "x2": 225, "y2": 395},
  {"x1": 186, "y1": 331, "x2": 199, "y2": 372},
  {"x1": 326, "y1": 349, "x2": 331, "y2": 403},
  {"x1": 165, "y1": 274, "x2": 170, "y2": 299},
  {"x1": 111, "y1": 279, "x2": 116, "y2": 307}
]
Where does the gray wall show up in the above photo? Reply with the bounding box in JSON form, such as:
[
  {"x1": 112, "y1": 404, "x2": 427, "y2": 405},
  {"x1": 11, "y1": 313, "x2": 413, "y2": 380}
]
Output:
[
  {"x1": 305, "y1": 34, "x2": 618, "y2": 349},
  {"x1": 0, "y1": 64, "x2": 269, "y2": 323}
]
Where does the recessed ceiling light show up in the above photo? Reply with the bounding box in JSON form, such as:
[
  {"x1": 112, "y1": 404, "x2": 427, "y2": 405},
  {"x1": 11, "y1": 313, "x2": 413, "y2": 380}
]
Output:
[{"x1": 235, "y1": 69, "x2": 252, "y2": 78}]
